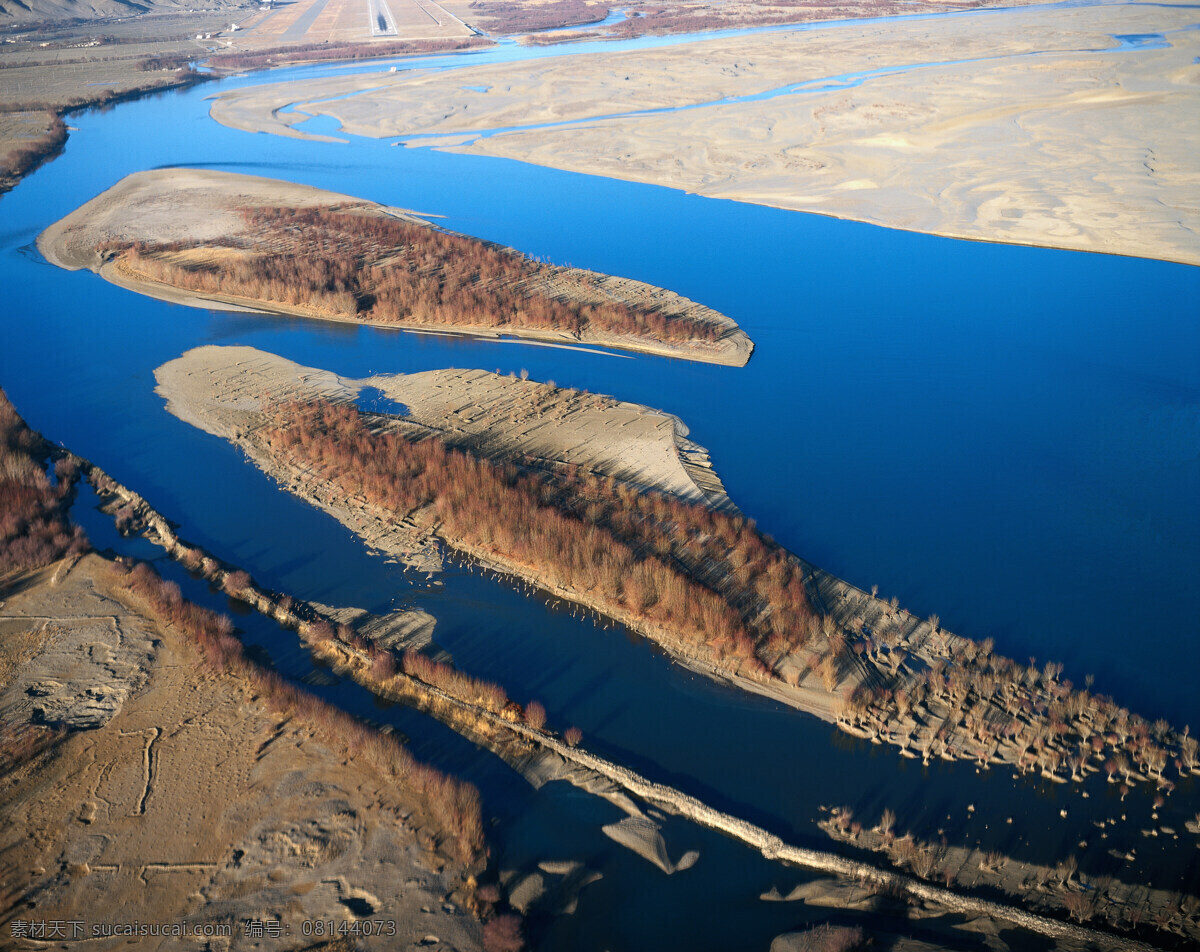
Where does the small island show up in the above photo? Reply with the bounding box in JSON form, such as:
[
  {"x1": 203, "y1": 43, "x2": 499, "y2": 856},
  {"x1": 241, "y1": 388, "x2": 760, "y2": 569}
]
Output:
[
  {"x1": 38, "y1": 169, "x2": 754, "y2": 366},
  {"x1": 157, "y1": 347, "x2": 1200, "y2": 798},
  {"x1": 149, "y1": 345, "x2": 1200, "y2": 944}
]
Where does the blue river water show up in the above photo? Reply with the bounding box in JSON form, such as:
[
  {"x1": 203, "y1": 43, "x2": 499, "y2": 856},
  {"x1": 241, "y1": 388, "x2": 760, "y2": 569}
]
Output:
[{"x1": 1, "y1": 12, "x2": 1198, "y2": 945}]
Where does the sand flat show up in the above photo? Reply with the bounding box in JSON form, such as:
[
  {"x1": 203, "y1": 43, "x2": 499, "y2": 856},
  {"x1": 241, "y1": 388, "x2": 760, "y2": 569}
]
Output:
[
  {"x1": 155, "y1": 344, "x2": 733, "y2": 507},
  {"x1": 208, "y1": 2, "x2": 1200, "y2": 264},
  {"x1": 0, "y1": 555, "x2": 481, "y2": 950},
  {"x1": 36, "y1": 167, "x2": 429, "y2": 272}
]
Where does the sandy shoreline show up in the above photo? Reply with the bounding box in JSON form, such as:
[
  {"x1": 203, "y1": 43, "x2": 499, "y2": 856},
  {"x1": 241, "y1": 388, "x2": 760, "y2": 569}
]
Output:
[
  {"x1": 38, "y1": 168, "x2": 754, "y2": 366},
  {"x1": 206, "y1": 2, "x2": 1200, "y2": 266},
  {"x1": 156, "y1": 345, "x2": 736, "y2": 507}
]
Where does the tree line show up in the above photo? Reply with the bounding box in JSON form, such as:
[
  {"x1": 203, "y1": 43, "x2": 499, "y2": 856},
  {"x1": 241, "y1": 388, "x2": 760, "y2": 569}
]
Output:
[
  {"x1": 259, "y1": 397, "x2": 815, "y2": 679},
  {"x1": 102, "y1": 204, "x2": 724, "y2": 345},
  {"x1": 0, "y1": 388, "x2": 88, "y2": 579},
  {"x1": 256, "y1": 394, "x2": 1200, "y2": 792}
]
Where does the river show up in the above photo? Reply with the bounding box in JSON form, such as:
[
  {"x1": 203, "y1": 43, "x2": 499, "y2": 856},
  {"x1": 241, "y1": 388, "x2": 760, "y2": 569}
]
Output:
[{"x1": 2, "y1": 8, "x2": 1198, "y2": 947}]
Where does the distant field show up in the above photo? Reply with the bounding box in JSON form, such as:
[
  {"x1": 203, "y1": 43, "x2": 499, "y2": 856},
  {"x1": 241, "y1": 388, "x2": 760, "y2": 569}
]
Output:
[
  {"x1": 0, "y1": 0, "x2": 473, "y2": 189},
  {"x1": 241, "y1": 0, "x2": 473, "y2": 45},
  {"x1": 437, "y1": 0, "x2": 1044, "y2": 36}
]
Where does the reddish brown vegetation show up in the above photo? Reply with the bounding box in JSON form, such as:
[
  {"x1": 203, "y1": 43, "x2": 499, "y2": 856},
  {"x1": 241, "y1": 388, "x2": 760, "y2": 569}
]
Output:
[
  {"x1": 214, "y1": 37, "x2": 492, "y2": 71},
  {"x1": 524, "y1": 700, "x2": 547, "y2": 731},
  {"x1": 102, "y1": 205, "x2": 724, "y2": 345},
  {"x1": 469, "y1": 0, "x2": 609, "y2": 33},
  {"x1": 402, "y1": 650, "x2": 509, "y2": 714},
  {"x1": 222, "y1": 569, "x2": 252, "y2": 594},
  {"x1": 0, "y1": 112, "x2": 67, "y2": 184},
  {"x1": 250, "y1": 395, "x2": 1200, "y2": 791},
  {"x1": 0, "y1": 388, "x2": 88, "y2": 578},
  {"x1": 841, "y1": 620, "x2": 1198, "y2": 788},
  {"x1": 116, "y1": 559, "x2": 485, "y2": 864},
  {"x1": 259, "y1": 398, "x2": 818, "y2": 678}
]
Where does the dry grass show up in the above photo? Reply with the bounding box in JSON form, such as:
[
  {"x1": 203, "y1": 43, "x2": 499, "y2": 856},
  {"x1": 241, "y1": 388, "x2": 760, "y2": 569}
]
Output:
[
  {"x1": 0, "y1": 388, "x2": 88, "y2": 581},
  {"x1": 114, "y1": 558, "x2": 485, "y2": 864}
]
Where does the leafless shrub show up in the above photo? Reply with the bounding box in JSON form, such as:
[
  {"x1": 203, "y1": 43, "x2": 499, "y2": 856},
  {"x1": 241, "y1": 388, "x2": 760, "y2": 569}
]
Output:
[
  {"x1": 980, "y1": 850, "x2": 1005, "y2": 872},
  {"x1": 370, "y1": 650, "x2": 397, "y2": 680},
  {"x1": 1063, "y1": 890, "x2": 1097, "y2": 923},
  {"x1": 222, "y1": 569, "x2": 252, "y2": 595},
  {"x1": 1, "y1": 389, "x2": 89, "y2": 577},
  {"x1": 524, "y1": 700, "x2": 547, "y2": 731},
  {"x1": 780, "y1": 923, "x2": 865, "y2": 952},
  {"x1": 403, "y1": 650, "x2": 509, "y2": 713}
]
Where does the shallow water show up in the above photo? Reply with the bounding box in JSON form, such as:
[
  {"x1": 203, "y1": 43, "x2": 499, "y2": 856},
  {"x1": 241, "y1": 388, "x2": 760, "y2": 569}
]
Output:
[{"x1": 3, "y1": 9, "x2": 1199, "y2": 942}]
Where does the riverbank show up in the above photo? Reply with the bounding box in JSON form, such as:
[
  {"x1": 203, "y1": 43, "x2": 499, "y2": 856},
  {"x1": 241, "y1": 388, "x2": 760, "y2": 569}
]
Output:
[
  {"x1": 207, "y1": 1, "x2": 1200, "y2": 266},
  {"x1": 39, "y1": 168, "x2": 754, "y2": 366},
  {"x1": 0, "y1": 391, "x2": 487, "y2": 949},
  {"x1": 0, "y1": 0, "x2": 491, "y2": 194},
  {"x1": 0, "y1": 72, "x2": 213, "y2": 195},
  {"x1": 1, "y1": 556, "x2": 486, "y2": 951}
]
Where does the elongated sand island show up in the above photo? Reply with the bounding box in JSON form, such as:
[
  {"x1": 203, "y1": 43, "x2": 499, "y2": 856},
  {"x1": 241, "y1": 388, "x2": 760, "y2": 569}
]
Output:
[
  {"x1": 156, "y1": 345, "x2": 1200, "y2": 831},
  {"x1": 37, "y1": 169, "x2": 753, "y2": 366}
]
